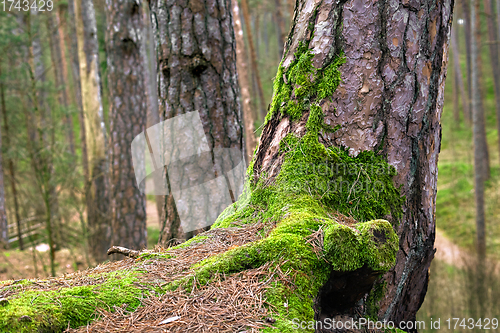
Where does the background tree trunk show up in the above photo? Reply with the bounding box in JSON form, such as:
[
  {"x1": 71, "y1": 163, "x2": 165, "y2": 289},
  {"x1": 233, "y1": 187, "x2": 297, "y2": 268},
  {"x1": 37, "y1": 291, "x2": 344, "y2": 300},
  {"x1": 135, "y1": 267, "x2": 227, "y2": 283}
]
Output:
[
  {"x1": 474, "y1": 0, "x2": 490, "y2": 180},
  {"x1": 106, "y1": 0, "x2": 148, "y2": 252},
  {"x1": 0, "y1": 64, "x2": 7, "y2": 249},
  {"x1": 252, "y1": 0, "x2": 452, "y2": 324},
  {"x1": 233, "y1": 0, "x2": 257, "y2": 164},
  {"x1": 483, "y1": 0, "x2": 500, "y2": 165},
  {"x1": 150, "y1": 0, "x2": 244, "y2": 246},
  {"x1": 471, "y1": 0, "x2": 486, "y2": 260},
  {"x1": 141, "y1": 2, "x2": 164, "y2": 223},
  {"x1": 241, "y1": 0, "x2": 267, "y2": 121},
  {"x1": 46, "y1": 11, "x2": 75, "y2": 156},
  {"x1": 460, "y1": 0, "x2": 472, "y2": 123},
  {"x1": 273, "y1": 0, "x2": 286, "y2": 59},
  {"x1": 451, "y1": 25, "x2": 469, "y2": 123},
  {"x1": 76, "y1": 0, "x2": 111, "y2": 262}
]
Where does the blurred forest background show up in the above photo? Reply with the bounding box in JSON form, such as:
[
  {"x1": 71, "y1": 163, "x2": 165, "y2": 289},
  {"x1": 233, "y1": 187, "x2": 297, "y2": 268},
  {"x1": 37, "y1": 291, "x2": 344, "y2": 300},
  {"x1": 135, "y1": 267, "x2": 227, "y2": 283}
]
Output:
[{"x1": 0, "y1": 0, "x2": 499, "y2": 331}]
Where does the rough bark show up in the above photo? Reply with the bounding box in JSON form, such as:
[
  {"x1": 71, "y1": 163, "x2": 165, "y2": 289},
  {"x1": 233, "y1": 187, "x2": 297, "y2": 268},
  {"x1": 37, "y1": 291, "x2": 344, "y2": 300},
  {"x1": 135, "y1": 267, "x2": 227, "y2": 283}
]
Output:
[
  {"x1": 76, "y1": 0, "x2": 111, "y2": 262},
  {"x1": 150, "y1": 0, "x2": 244, "y2": 245},
  {"x1": 451, "y1": 25, "x2": 469, "y2": 123},
  {"x1": 471, "y1": 0, "x2": 486, "y2": 259},
  {"x1": 241, "y1": 0, "x2": 267, "y2": 121},
  {"x1": 106, "y1": 0, "x2": 148, "y2": 252},
  {"x1": 252, "y1": 0, "x2": 452, "y2": 326},
  {"x1": 233, "y1": 0, "x2": 257, "y2": 164}
]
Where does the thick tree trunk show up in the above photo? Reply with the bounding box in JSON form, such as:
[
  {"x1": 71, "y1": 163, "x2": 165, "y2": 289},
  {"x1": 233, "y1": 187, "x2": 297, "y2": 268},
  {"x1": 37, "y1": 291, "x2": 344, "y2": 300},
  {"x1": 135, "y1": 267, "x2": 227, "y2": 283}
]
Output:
[
  {"x1": 241, "y1": 0, "x2": 267, "y2": 121},
  {"x1": 251, "y1": 0, "x2": 452, "y2": 325},
  {"x1": 76, "y1": 0, "x2": 111, "y2": 262},
  {"x1": 451, "y1": 25, "x2": 469, "y2": 123},
  {"x1": 150, "y1": 0, "x2": 244, "y2": 245},
  {"x1": 106, "y1": 0, "x2": 148, "y2": 252},
  {"x1": 233, "y1": 0, "x2": 257, "y2": 164}
]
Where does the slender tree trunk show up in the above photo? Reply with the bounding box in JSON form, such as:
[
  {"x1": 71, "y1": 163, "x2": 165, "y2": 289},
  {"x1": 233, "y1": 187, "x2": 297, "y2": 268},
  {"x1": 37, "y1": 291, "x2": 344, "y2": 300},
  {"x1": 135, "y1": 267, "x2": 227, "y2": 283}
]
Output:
[
  {"x1": 141, "y1": 3, "x2": 164, "y2": 224},
  {"x1": 0, "y1": 62, "x2": 22, "y2": 250},
  {"x1": 233, "y1": 0, "x2": 257, "y2": 163},
  {"x1": 451, "y1": 25, "x2": 469, "y2": 123},
  {"x1": 46, "y1": 10, "x2": 75, "y2": 156},
  {"x1": 67, "y1": 0, "x2": 91, "y2": 259},
  {"x1": 76, "y1": 0, "x2": 111, "y2": 262},
  {"x1": 67, "y1": 0, "x2": 88, "y2": 181},
  {"x1": 0, "y1": 64, "x2": 8, "y2": 249},
  {"x1": 56, "y1": 5, "x2": 73, "y2": 106},
  {"x1": 471, "y1": 0, "x2": 486, "y2": 260},
  {"x1": 254, "y1": 10, "x2": 260, "y2": 59},
  {"x1": 150, "y1": 0, "x2": 244, "y2": 245},
  {"x1": 241, "y1": 0, "x2": 267, "y2": 121},
  {"x1": 460, "y1": 0, "x2": 472, "y2": 123},
  {"x1": 273, "y1": 0, "x2": 286, "y2": 59},
  {"x1": 453, "y1": 55, "x2": 460, "y2": 124},
  {"x1": 106, "y1": 0, "x2": 148, "y2": 252},
  {"x1": 484, "y1": 0, "x2": 500, "y2": 165},
  {"x1": 251, "y1": 0, "x2": 452, "y2": 324},
  {"x1": 474, "y1": 0, "x2": 490, "y2": 180},
  {"x1": 26, "y1": 11, "x2": 57, "y2": 277},
  {"x1": 263, "y1": 12, "x2": 269, "y2": 57},
  {"x1": 287, "y1": 0, "x2": 295, "y2": 21}
]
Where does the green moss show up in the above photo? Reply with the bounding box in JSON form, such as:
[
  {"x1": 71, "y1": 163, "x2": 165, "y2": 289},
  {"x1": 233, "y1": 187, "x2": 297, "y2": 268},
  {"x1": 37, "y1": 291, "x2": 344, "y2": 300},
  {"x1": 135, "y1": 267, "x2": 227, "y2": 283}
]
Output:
[{"x1": 0, "y1": 271, "x2": 145, "y2": 332}]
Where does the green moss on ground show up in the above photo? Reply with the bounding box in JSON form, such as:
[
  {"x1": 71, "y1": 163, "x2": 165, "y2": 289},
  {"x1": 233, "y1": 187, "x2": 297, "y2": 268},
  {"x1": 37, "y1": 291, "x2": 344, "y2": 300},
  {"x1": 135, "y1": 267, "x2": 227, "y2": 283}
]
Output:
[{"x1": 0, "y1": 271, "x2": 145, "y2": 332}]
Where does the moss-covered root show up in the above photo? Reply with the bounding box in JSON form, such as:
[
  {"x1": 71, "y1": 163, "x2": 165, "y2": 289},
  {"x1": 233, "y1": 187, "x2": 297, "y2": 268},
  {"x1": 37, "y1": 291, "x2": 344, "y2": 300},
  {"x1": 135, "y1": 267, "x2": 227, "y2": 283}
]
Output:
[
  {"x1": 324, "y1": 219, "x2": 398, "y2": 272},
  {"x1": 170, "y1": 214, "x2": 398, "y2": 332}
]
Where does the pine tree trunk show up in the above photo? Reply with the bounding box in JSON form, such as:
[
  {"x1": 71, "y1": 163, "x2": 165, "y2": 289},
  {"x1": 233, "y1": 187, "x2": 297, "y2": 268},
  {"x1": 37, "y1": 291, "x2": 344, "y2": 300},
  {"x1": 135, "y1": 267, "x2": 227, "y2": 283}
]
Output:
[
  {"x1": 150, "y1": 0, "x2": 244, "y2": 245},
  {"x1": 273, "y1": 0, "x2": 286, "y2": 59},
  {"x1": 460, "y1": 0, "x2": 472, "y2": 123},
  {"x1": 233, "y1": 0, "x2": 257, "y2": 164},
  {"x1": 451, "y1": 25, "x2": 469, "y2": 123},
  {"x1": 483, "y1": 0, "x2": 500, "y2": 165},
  {"x1": 474, "y1": 0, "x2": 490, "y2": 180},
  {"x1": 0, "y1": 61, "x2": 22, "y2": 250},
  {"x1": 471, "y1": 0, "x2": 486, "y2": 260},
  {"x1": 0, "y1": 64, "x2": 8, "y2": 249},
  {"x1": 76, "y1": 0, "x2": 111, "y2": 262},
  {"x1": 106, "y1": 0, "x2": 148, "y2": 252},
  {"x1": 251, "y1": 0, "x2": 452, "y2": 324},
  {"x1": 241, "y1": 0, "x2": 267, "y2": 121},
  {"x1": 141, "y1": 3, "x2": 164, "y2": 224},
  {"x1": 46, "y1": 10, "x2": 75, "y2": 156}
]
